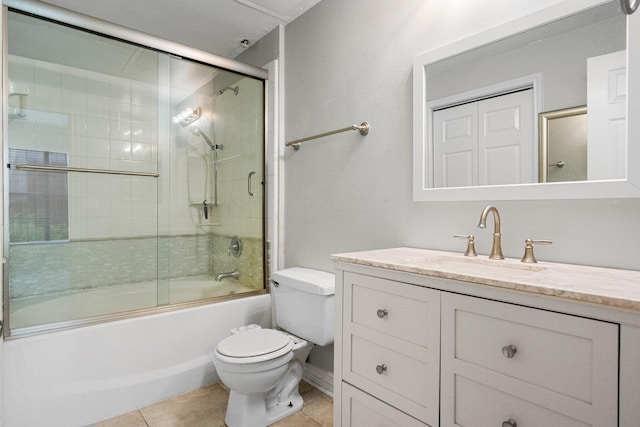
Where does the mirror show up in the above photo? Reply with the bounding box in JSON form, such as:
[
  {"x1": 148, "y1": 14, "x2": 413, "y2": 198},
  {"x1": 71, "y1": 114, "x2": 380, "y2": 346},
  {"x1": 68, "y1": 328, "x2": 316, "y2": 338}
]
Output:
[{"x1": 413, "y1": 0, "x2": 640, "y2": 201}]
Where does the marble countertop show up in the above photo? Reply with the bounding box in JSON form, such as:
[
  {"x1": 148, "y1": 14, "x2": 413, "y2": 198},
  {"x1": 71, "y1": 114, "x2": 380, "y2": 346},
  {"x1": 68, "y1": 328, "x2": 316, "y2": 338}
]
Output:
[{"x1": 331, "y1": 247, "x2": 640, "y2": 313}]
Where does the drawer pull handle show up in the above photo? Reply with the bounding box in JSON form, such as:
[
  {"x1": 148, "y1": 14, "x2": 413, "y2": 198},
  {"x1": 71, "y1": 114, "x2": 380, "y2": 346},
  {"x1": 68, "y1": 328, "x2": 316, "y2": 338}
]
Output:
[
  {"x1": 502, "y1": 419, "x2": 517, "y2": 427},
  {"x1": 375, "y1": 364, "x2": 387, "y2": 375},
  {"x1": 502, "y1": 345, "x2": 518, "y2": 358},
  {"x1": 376, "y1": 309, "x2": 388, "y2": 318}
]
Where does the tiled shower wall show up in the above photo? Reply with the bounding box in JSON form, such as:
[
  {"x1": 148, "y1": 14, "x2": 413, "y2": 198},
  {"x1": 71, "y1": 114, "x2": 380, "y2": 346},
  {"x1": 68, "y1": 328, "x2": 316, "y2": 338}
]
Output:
[
  {"x1": 8, "y1": 55, "x2": 159, "y2": 239},
  {"x1": 7, "y1": 56, "x2": 264, "y2": 298}
]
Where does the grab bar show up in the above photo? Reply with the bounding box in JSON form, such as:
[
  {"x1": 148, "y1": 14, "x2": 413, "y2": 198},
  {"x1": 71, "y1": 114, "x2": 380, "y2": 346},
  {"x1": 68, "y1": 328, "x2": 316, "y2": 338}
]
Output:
[
  {"x1": 14, "y1": 164, "x2": 159, "y2": 178},
  {"x1": 285, "y1": 122, "x2": 370, "y2": 151},
  {"x1": 248, "y1": 171, "x2": 256, "y2": 196}
]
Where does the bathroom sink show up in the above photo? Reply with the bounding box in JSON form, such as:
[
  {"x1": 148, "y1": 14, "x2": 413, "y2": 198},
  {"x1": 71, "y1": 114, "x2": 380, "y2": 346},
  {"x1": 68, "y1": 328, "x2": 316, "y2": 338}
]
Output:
[{"x1": 417, "y1": 255, "x2": 546, "y2": 277}]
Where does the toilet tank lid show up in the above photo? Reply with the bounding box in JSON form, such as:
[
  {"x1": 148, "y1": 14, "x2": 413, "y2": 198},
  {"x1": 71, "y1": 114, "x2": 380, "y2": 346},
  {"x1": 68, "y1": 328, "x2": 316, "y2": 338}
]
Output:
[{"x1": 271, "y1": 267, "x2": 335, "y2": 295}]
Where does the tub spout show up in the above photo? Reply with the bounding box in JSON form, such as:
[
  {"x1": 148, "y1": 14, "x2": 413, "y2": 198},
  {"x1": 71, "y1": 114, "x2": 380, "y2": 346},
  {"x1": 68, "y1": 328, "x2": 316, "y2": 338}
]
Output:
[{"x1": 215, "y1": 269, "x2": 240, "y2": 282}]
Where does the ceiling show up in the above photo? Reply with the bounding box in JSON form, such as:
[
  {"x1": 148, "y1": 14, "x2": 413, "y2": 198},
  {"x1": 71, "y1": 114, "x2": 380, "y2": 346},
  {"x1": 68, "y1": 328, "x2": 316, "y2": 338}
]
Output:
[{"x1": 41, "y1": 0, "x2": 322, "y2": 58}]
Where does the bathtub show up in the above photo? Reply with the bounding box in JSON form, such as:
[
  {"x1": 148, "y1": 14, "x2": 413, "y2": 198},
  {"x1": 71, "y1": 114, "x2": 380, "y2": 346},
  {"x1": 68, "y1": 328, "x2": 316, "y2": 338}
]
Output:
[
  {"x1": 9, "y1": 275, "x2": 259, "y2": 330},
  {"x1": 3, "y1": 293, "x2": 271, "y2": 427}
]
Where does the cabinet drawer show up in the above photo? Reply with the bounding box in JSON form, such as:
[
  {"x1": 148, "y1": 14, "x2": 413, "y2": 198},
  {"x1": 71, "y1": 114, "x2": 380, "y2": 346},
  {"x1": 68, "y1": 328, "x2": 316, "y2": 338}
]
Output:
[
  {"x1": 443, "y1": 292, "x2": 617, "y2": 402},
  {"x1": 452, "y1": 375, "x2": 589, "y2": 427},
  {"x1": 345, "y1": 272, "x2": 437, "y2": 346},
  {"x1": 348, "y1": 334, "x2": 429, "y2": 404},
  {"x1": 341, "y1": 382, "x2": 428, "y2": 427}
]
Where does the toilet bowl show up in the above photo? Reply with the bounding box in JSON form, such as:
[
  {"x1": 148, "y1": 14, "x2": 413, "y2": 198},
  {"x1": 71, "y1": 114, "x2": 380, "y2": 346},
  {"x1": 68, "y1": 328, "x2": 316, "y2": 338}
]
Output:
[
  {"x1": 214, "y1": 328, "x2": 310, "y2": 426},
  {"x1": 213, "y1": 267, "x2": 335, "y2": 427}
]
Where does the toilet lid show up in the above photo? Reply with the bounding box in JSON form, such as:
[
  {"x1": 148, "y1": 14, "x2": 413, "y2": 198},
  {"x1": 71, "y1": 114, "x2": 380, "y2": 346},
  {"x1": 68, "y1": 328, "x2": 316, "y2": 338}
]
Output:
[{"x1": 217, "y1": 329, "x2": 292, "y2": 358}]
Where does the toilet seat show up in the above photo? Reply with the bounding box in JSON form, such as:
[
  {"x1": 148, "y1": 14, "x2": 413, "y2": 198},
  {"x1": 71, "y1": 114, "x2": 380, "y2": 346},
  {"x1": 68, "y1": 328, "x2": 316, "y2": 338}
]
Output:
[{"x1": 216, "y1": 329, "x2": 294, "y2": 364}]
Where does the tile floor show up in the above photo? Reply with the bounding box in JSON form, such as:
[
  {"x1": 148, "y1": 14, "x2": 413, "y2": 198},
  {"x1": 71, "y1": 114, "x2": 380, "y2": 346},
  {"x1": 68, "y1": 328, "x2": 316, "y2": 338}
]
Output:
[{"x1": 95, "y1": 381, "x2": 333, "y2": 427}]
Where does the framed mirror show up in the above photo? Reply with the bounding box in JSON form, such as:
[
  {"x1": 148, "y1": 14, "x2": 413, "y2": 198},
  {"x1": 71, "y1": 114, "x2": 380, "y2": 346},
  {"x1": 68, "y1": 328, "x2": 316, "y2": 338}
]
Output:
[{"x1": 413, "y1": 0, "x2": 640, "y2": 201}]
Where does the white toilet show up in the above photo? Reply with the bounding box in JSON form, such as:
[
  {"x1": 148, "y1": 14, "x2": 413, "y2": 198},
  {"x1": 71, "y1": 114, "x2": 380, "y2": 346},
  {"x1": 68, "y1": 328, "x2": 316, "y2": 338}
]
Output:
[{"x1": 213, "y1": 267, "x2": 335, "y2": 427}]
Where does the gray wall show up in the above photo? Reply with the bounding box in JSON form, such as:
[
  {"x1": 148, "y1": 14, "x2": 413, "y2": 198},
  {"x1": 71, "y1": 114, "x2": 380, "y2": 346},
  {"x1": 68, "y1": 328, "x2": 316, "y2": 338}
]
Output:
[
  {"x1": 236, "y1": 26, "x2": 281, "y2": 68},
  {"x1": 283, "y1": 0, "x2": 640, "y2": 276}
]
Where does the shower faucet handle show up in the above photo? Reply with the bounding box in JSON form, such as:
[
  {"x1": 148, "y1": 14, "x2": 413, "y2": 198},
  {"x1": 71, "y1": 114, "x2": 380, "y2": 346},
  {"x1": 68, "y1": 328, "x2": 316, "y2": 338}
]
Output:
[
  {"x1": 203, "y1": 200, "x2": 208, "y2": 220},
  {"x1": 228, "y1": 236, "x2": 243, "y2": 257}
]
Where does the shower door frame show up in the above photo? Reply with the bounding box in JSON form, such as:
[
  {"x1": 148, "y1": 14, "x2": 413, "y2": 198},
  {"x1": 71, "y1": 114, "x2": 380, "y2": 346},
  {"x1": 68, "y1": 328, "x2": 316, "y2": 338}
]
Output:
[{"x1": 1, "y1": 0, "x2": 271, "y2": 338}]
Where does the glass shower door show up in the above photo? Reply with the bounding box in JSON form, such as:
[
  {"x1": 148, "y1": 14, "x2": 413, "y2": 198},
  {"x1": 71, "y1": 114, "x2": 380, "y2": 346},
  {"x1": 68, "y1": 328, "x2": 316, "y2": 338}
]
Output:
[
  {"x1": 5, "y1": 10, "x2": 162, "y2": 331},
  {"x1": 167, "y1": 57, "x2": 265, "y2": 304},
  {"x1": 4, "y1": 9, "x2": 266, "y2": 336}
]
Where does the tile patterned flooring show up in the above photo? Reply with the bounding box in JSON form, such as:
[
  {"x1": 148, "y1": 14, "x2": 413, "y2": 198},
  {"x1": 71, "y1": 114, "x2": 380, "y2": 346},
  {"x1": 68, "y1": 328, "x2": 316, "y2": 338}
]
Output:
[{"x1": 95, "y1": 381, "x2": 333, "y2": 427}]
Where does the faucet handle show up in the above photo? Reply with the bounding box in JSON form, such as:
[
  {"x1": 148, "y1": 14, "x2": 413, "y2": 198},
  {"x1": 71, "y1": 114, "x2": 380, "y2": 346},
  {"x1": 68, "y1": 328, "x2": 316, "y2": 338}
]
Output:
[
  {"x1": 453, "y1": 234, "x2": 478, "y2": 257},
  {"x1": 521, "y1": 239, "x2": 552, "y2": 263}
]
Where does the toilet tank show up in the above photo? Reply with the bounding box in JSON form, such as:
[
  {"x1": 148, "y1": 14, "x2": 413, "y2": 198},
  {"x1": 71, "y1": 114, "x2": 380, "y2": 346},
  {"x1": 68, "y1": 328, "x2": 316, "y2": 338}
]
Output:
[{"x1": 270, "y1": 267, "x2": 335, "y2": 346}]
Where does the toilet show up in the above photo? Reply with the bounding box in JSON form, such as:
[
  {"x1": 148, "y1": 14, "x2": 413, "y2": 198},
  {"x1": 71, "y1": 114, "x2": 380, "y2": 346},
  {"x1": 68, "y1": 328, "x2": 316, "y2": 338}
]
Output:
[{"x1": 213, "y1": 267, "x2": 335, "y2": 427}]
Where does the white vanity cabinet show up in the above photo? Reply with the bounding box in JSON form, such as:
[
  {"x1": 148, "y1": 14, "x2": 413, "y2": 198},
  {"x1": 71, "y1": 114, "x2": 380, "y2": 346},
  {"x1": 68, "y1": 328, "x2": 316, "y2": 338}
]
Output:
[{"x1": 332, "y1": 251, "x2": 639, "y2": 427}]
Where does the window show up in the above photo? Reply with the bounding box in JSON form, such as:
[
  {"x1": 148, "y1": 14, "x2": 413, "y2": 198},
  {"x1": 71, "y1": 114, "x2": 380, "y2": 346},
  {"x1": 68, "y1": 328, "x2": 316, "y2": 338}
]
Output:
[{"x1": 9, "y1": 149, "x2": 69, "y2": 242}]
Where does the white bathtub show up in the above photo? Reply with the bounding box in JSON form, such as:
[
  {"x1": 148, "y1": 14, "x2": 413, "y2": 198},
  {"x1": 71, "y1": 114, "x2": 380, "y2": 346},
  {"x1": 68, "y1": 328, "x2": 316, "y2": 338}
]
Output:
[
  {"x1": 3, "y1": 293, "x2": 271, "y2": 427},
  {"x1": 10, "y1": 275, "x2": 259, "y2": 330}
]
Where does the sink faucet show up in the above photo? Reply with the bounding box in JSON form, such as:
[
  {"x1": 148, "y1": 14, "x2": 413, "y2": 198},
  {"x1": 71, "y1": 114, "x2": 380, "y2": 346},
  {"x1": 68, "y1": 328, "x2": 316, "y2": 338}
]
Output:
[
  {"x1": 477, "y1": 205, "x2": 504, "y2": 260},
  {"x1": 215, "y1": 269, "x2": 240, "y2": 282}
]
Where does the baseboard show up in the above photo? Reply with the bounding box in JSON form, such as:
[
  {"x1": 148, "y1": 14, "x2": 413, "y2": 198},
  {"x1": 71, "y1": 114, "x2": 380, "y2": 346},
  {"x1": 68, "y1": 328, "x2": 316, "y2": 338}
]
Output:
[{"x1": 303, "y1": 363, "x2": 334, "y2": 397}]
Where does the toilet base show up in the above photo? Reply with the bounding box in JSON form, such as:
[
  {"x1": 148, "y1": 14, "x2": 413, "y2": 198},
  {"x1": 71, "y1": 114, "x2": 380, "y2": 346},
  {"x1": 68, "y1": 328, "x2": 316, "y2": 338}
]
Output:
[
  {"x1": 224, "y1": 359, "x2": 305, "y2": 427},
  {"x1": 266, "y1": 391, "x2": 303, "y2": 425},
  {"x1": 224, "y1": 389, "x2": 303, "y2": 427}
]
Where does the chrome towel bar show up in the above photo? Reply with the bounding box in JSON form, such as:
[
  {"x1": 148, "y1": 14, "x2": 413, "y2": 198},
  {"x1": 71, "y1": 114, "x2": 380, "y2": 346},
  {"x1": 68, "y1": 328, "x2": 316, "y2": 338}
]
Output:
[
  {"x1": 14, "y1": 164, "x2": 159, "y2": 177},
  {"x1": 286, "y1": 122, "x2": 370, "y2": 150}
]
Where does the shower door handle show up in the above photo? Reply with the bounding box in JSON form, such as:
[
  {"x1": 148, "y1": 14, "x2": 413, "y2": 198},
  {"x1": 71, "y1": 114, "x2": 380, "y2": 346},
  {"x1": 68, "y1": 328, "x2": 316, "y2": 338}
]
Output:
[{"x1": 248, "y1": 171, "x2": 256, "y2": 197}]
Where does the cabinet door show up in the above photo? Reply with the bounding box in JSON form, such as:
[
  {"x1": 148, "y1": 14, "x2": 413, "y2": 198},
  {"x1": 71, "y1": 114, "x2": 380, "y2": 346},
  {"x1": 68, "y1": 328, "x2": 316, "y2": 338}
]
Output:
[
  {"x1": 342, "y1": 273, "x2": 440, "y2": 426},
  {"x1": 441, "y1": 292, "x2": 618, "y2": 427},
  {"x1": 342, "y1": 382, "x2": 428, "y2": 427}
]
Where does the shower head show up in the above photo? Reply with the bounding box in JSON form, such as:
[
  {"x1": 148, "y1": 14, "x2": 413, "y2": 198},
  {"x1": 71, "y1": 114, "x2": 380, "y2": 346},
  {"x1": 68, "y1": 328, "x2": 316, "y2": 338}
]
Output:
[
  {"x1": 218, "y1": 86, "x2": 239, "y2": 96},
  {"x1": 191, "y1": 127, "x2": 222, "y2": 151}
]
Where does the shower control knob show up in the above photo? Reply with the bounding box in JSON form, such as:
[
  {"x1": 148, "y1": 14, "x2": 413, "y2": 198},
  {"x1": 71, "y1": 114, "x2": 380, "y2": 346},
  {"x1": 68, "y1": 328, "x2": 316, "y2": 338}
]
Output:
[
  {"x1": 375, "y1": 364, "x2": 387, "y2": 375},
  {"x1": 376, "y1": 309, "x2": 388, "y2": 319},
  {"x1": 502, "y1": 344, "x2": 518, "y2": 358},
  {"x1": 502, "y1": 419, "x2": 517, "y2": 427},
  {"x1": 227, "y1": 236, "x2": 243, "y2": 257}
]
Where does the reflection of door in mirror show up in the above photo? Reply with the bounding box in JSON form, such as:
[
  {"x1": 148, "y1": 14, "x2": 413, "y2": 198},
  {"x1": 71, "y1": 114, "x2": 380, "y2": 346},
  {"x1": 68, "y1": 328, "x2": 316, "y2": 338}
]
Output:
[
  {"x1": 540, "y1": 107, "x2": 587, "y2": 183},
  {"x1": 587, "y1": 50, "x2": 627, "y2": 180},
  {"x1": 432, "y1": 89, "x2": 534, "y2": 187}
]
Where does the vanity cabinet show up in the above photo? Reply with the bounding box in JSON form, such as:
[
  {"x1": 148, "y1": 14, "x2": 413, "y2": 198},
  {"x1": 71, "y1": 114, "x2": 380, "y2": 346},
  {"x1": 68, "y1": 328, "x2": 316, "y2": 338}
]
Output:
[{"x1": 334, "y1": 264, "x2": 626, "y2": 427}]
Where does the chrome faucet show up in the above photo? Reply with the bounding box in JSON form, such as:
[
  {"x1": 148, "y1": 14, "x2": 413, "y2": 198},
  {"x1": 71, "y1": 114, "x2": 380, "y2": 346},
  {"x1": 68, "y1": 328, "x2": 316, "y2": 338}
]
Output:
[
  {"x1": 215, "y1": 269, "x2": 240, "y2": 282},
  {"x1": 477, "y1": 205, "x2": 504, "y2": 260}
]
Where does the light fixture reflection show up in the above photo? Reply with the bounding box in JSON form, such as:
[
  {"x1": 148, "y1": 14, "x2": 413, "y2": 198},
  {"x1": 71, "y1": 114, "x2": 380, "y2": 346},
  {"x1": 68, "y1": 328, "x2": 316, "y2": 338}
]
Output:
[{"x1": 172, "y1": 107, "x2": 201, "y2": 127}]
